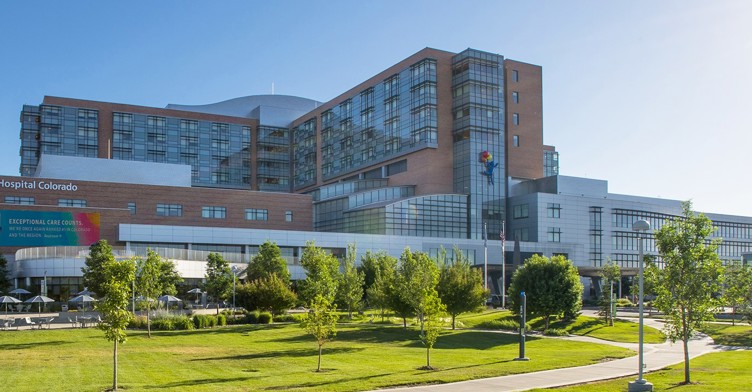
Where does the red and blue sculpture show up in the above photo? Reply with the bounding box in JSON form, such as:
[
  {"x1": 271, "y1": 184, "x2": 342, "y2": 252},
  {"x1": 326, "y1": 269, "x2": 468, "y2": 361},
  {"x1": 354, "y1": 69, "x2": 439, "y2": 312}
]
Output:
[{"x1": 480, "y1": 151, "x2": 499, "y2": 185}]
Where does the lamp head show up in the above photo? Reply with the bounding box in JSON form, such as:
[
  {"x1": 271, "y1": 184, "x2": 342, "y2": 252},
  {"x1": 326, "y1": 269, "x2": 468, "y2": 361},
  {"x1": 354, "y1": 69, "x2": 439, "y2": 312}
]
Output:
[{"x1": 632, "y1": 219, "x2": 650, "y2": 232}]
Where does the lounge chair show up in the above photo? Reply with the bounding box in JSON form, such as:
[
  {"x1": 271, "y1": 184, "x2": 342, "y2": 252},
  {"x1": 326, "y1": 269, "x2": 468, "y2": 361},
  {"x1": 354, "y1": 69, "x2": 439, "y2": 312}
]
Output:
[{"x1": 17, "y1": 317, "x2": 36, "y2": 329}]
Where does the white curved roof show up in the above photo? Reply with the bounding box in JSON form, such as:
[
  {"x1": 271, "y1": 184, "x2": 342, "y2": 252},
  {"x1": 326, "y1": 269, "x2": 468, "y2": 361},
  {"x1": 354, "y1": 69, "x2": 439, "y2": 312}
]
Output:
[{"x1": 166, "y1": 95, "x2": 321, "y2": 127}]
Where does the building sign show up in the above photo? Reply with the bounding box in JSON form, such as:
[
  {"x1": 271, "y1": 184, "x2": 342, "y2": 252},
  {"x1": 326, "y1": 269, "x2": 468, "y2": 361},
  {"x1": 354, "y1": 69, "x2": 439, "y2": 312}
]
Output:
[
  {"x1": 0, "y1": 210, "x2": 100, "y2": 246},
  {"x1": 0, "y1": 178, "x2": 78, "y2": 192}
]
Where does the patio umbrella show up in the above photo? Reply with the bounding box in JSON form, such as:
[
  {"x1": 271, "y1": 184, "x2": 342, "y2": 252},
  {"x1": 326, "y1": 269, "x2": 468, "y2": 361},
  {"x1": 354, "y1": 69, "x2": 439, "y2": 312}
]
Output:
[
  {"x1": 158, "y1": 295, "x2": 182, "y2": 311},
  {"x1": 0, "y1": 295, "x2": 21, "y2": 316},
  {"x1": 24, "y1": 295, "x2": 55, "y2": 317},
  {"x1": 77, "y1": 287, "x2": 95, "y2": 296},
  {"x1": 187, "y1": 288, "x2": 202, "y2": 303},
  {"x1": 69, "y1": 295, "x2": 98, "y2": 316},
  {"x1": 9, "y1": 288, "x2": 31, "y2": 299}
]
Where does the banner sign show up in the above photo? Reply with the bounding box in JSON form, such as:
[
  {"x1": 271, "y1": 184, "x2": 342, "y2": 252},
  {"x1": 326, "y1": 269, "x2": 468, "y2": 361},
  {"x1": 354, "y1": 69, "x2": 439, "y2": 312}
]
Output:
[{"x1": 0, "y1": 210, "x2": 100, "y2": 246}]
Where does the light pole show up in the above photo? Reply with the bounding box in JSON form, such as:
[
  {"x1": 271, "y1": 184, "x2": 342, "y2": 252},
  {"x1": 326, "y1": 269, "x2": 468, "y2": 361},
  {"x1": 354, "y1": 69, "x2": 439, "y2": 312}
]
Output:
[
  {"x1": 501, "y1": 220, "x2": 506, "y2": 309},
  {"x1": 483, "y1": 222, "x2": 488, "y2": 291},
  {"x1": 628, "y1": 219, "x2": 653, "y2": 392}
]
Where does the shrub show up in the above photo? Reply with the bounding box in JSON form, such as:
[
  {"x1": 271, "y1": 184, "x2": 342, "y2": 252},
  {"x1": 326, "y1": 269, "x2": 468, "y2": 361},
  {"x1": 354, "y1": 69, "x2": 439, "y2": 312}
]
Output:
[
  {"x1": 207, "y1": 315, "x2": 218, "y2": 328},
  {"x1": 272, "y1": 314, "x2": 301, "y2": 323},
  {"x1": 616, "y1": 298, "x2": 635, "y2": 307},
  {"x1": 173, "y1": 315, "x2": 195, "y2": 330},
  {"x1": 217, "y1": 314, "x2": 227, "y2": 327},
  {"x1": 193, "y1": 315, "x2": 206, "y2": 329},
  {"x1": 258, "y1": 311, "x2": 273, "y2": 324},
  {"x1": 152, "y1": 318, "x2": 175, "y2": 331},
  {"x1": 128, "y1": 316, "x2": 148, "y2": 329},
  {"x1": 244, "y1": 311, "x2": 259, "y2": 324},
  {"x1": 477, "y1": 319, "x2": 523, "y2": 331},
  {"x1": 543, "y1": 328, "x2": 569, "y2": 336}
]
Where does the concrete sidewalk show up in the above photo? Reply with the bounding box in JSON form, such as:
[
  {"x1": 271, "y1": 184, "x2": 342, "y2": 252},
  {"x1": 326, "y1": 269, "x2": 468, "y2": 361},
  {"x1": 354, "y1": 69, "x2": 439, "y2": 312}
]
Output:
[{"x1": 376, "y1": 318, "x2": 725, "y2": 392}]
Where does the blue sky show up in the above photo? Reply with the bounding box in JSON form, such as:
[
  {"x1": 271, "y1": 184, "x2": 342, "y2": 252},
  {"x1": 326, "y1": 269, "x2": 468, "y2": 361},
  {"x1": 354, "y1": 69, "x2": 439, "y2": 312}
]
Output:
[{"x1": 1, "y1": 1, "x2": 751, "y2": 215}]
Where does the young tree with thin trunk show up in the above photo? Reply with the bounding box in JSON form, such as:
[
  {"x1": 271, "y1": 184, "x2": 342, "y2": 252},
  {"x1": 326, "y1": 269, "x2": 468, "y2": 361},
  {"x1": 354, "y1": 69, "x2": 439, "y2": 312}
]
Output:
[
  {"x1": 396, "y1": 248, "x2": 440, "y2": 333},
  {"x1": 363, "y1": 252, "x2": 398, "y2": 322},
  {"x1": 722, "y1": 261, "x2": 752, "y2": 326},
  {"x1": 133, "y1": 249, "x2": 182, "y2": 337},
  {"x1": 338, "y1": 244, "x2": 364, "y2": 319},
  {"x1": 598, "y1": 258, "x2": 621, "y2": 326},
  {"x1": 204, "y1": 253, "x2": 233, "y2": 315},
  {"x1": 82, "y1": 240, "x2": 116, "y2": 297},
  {"x1": 301, "y1": 294, "x2": 338, "y2": 372},
  {"x1": 419, "y1": 289, "x2": 446, "y2": 370},
  {"x1": 437, "y1": 247, "x2": 488, "y2": 329},
  {"x1": 298, "y1": 241, "x2": 339, "y2": 305},
  {"x1": 654, "y1": 201, "x2": 724, "y2": 385},
  {"x1": 97, "y1": 258, "x2": 135, "y2": 392}
]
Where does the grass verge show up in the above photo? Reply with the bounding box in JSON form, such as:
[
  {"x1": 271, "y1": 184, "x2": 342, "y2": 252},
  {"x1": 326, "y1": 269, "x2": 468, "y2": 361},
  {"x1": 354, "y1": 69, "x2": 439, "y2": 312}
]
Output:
[{"x1": 0, "y1": 323, "x2": 633, "y2": 392}]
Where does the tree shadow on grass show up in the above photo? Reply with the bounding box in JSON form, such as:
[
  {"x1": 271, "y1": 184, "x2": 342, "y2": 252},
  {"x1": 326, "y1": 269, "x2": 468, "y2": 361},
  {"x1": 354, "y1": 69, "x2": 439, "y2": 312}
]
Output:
[
  {"x1": 142, "y1": 376, "x2": 257, "y2": 390},
  {"x1": 272, "y1": 325, "x2": 416, "y2": 344},
  {"x1": 399, "y1": 331, "x2": 542, "y2": 350},
  {"x1": 189, "y1": 346, "x2": 364, "y2": 361},
  {"x1": 0, "y1": 340, "x2": 71, "y2": 350}
]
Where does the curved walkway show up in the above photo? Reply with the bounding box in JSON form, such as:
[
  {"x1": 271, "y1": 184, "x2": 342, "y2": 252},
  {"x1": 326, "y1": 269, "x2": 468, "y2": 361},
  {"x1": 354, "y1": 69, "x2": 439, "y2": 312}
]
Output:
[{"x1": 375, "y1": 315, "x2": 727, "y2": 392}]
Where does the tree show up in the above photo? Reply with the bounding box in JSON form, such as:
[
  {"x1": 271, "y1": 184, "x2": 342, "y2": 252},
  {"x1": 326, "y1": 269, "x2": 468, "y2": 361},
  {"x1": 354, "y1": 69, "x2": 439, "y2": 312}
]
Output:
[
  {"x1": 338, "y1": 244, "x2": 364, "y2": 319},
  {"x1": 82, "y1": 240, "x2": 116, "y2": 297},
  {"x1": 722, "y1": 261, "x2": 752, "y2": 326},
  {"x1": 419, "y1": 290, "x2": 446, "y2": 370},
  {"x1": 598, "y1": 258, "x2": 621, "y2": 326},
  {"x1": 204, "y1": 253, "x2": 233, "y2": 315},
  {"x1": 0, "y1": 254, "x2": 11, "y2": 295},
  {"x1": 134, "y1": 249, "x2": 183, "y2": 337},
  {"x1": 653, "y1": 201, "x2": 724, "y2": 385},
  {"x1": 395, "y1": 248, "x2": 440, "y2": 332},
  {"x1": 508, "y1": 254, "x2": 583, "y2": 332},
  {"x1": 247, "y1": 241, "x2": 291, "y2": 284},
  {"x1": 437, "y1": 247, "x2": 488, "y2": 329},
  {"x1": 237, "y1": 274, "x2": 297, "y2": 315},
  {"x1": 300, "y1": 294, "x2": 338, "y2": 372},
  {"x1": 96, "y1": 258, "x2": 135, "y2": 391},
  {"x1": 365, "y1": 252, "x2": 398, "y2": 322},
  {"x1": 299, "y1": 241, "x2": 340, "y2": 305}
]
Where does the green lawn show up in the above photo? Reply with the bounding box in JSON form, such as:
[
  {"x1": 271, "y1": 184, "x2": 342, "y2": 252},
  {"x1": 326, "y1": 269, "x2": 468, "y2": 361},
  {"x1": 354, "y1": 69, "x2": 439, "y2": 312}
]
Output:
[
  {"x1": 0, "y1": 323, "x2": 633, "y2": 392},
  {"x1": 527, "y1": 322, "x2": 752, "y2": 391},
  {"x1": 456, "y1": 310, "x2": 665, "y2": 343}
]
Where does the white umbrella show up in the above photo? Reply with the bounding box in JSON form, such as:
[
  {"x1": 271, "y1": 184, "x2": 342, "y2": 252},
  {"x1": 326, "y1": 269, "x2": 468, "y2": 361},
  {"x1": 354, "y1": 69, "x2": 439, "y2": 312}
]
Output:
[
  {"x1": 0, "y1": 295, "x2": 22, "y2": 316},
  {"x1": 187, "y1": 288, "x2": 202, "y2": 303},
  {"x1": 158, "y1": 295, "x2": 182, "y2": 311},
  {"x1": 24, "y1": 295, "x2": 55, "y2": 317},
  {"x1": 69, "y1": 295, "x2": 98, "y2": 316},
  {"x1": 77, "y1": 288, "x2": 95, "y2": 296},
  {"x1": 9, "y1": 288, "x2": 31, "y2": 299}
]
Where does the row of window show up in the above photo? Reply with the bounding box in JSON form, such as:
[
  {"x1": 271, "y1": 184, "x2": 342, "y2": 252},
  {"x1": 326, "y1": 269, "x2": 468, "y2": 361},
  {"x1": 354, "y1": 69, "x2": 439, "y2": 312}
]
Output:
[{"x1": 3, "y1": 197, "x2": 288, "y2": 222}]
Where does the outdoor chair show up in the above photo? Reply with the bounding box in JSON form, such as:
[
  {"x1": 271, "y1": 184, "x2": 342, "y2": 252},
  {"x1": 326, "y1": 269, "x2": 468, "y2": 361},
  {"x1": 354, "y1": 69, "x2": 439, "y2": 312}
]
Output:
[
  {"x1": 68, "y1": 316, "x2": 78, "y2": 328},
  {"x1": 17, "y1": 317, "x2": 36, "y2": 329},
  {"x1": 1, "y1": 319, "x2": 17, "y2": 330}
]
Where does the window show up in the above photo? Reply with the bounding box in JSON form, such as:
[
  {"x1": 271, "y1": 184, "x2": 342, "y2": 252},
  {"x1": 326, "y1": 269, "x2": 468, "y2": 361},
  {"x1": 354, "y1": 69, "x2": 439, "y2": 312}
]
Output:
[
  {"x1": 156, "y1": 203, "x2": 182, "y2": 217},
  {"x1": 513, "y1": 113, "x2": 519, "y2": 125},
  {"x1": 128, "y1": 202, "x2": 136, "y2": 215},
  {"x1": 547, "y1": 227, "x2": 562, "y2": 242},
  {"x1": 245, "y1": 208, "x2": 268, "y2": 221},
  {"x1": 547, "y1": 203, "x2": 561, "y2": 218},
  {"x1": 58, "y1": 199, "x2": 87, "y2": 207},
  {"x1": 513, "y1": 228, "x2": 529, "y2": 242},
  {"x1": 512, "y1": 91, "x2": 519, "y2": 104},
  {"x1": 202, "y1": 206, "x2": 226, "y2": 219},
  {"x1": 285, "y1": 211, "x2": 293, "y2": 222},
  {"x1": 512, "y1": 69, "x2": 519, "y2": 82},
  {"x1": 513, "y1": 135, "x2": 520, "y2": 147},
  {"x1": 513, "y1": 204, "x2": 529, "y2": 219},
  {"x1": 4, "y1": 196, "x2": 34, "y2": 205}
]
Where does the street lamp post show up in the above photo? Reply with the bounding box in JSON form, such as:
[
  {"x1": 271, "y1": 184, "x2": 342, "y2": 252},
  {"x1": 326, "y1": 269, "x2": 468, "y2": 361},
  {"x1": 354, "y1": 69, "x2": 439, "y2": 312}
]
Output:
[{"x1": 628, "y1": 219, "x2": 653, "y2": 392}]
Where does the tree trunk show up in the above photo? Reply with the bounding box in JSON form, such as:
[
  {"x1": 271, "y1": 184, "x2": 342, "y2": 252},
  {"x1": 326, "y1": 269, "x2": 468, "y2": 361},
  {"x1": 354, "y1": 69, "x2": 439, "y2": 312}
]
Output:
[
  {"x1": 426, "y1": 346, "x2": 430, "y2": 368},
  {"x1": 683, "y1": 337, "x2": 690, "y2": 384},
  {"x1": 402, "y1": 317, "x2": 407, "y2": 329},
  {"x1": 452, "y1": 314, "x2": 456, "y2": 330},
  {"x1": 113, "y1": 339, "x2": 118, "y2": 391},
  {"x1": 147, "y1": 304, "x2": 151, "y2": 338},
  {"x1": 380, "y1": 307, "x2": 385, "y2": 322},
  {"x1": 317, "y1": 344, "x2": 322, "y2": 372},
  {"x1": 544, "y1": 315, "x2": 550, "y2": 332},
  {"x1": 216, "y1": 303, "x2": 220, "y2": 315},
  {"x1": 348, "y1": 305, "x2": 352, "y2": 320}
]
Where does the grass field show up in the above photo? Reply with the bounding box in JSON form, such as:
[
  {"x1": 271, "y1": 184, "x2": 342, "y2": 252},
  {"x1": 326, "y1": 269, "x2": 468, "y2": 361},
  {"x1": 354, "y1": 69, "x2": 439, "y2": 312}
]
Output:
[
  {"x1": 0, "y1": 322, "x2": 634, "y2": 392},
  {"x1": 526, "y1": 323, "x2": 752, "y2": 391},
  {"x1": 456, "y1": 310, "x2": 665, "y2": 343}
]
